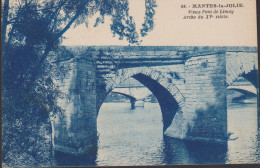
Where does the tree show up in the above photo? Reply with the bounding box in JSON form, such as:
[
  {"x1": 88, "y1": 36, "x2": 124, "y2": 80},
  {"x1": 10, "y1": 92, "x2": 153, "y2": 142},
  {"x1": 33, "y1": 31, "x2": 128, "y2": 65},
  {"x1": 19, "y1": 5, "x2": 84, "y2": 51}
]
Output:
[{"x1": 1, "y1": 0, "x2": 157, "y2": 166}]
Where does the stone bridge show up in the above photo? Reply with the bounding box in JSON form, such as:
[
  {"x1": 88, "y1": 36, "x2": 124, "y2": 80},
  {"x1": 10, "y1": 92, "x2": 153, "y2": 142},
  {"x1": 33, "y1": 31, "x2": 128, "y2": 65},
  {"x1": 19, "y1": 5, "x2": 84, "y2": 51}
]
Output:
[
  {"x1": 227, "y1": 85, "x2": 257, "y2": 96},
  {"x1": 112, "y1": 87, "x2": 151, "y2": 109},
  {"x1": 50, "y1": 46, "x2": 258, "y2": 155}
]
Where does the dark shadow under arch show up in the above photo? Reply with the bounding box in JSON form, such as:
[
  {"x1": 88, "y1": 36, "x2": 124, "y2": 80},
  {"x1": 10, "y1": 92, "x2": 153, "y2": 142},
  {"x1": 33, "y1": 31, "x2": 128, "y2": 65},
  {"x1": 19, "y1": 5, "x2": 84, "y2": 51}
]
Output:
[
  {"x1": 242, "y1": 69, "x2": 258, "y2": 88},
  {"x1": 132, "y1": 73, "x2": 179, "y2": 132},
  {"x1": 97, "y1": 69, "x2": 183, "y2": 132},
  {"x1": 227, "y1": 71, "x2": 258, "y2": 95}
]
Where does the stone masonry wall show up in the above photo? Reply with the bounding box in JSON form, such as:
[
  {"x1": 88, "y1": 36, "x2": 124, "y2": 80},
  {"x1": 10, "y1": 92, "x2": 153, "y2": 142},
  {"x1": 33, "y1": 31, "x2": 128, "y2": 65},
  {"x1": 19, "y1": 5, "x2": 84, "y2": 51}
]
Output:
[
  {"x1": 183, "y1": 53, "x2": 227, "y2": 143},
  {"x1": 52, "y1": 58, "x2": 97, "y2": 155}
]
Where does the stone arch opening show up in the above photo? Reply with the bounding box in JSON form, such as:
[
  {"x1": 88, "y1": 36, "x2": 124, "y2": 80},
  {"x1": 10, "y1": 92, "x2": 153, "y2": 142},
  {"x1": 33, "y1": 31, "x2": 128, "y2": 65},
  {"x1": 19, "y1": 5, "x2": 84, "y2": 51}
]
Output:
[
  {"x1": 98, "y1": 68, "x2": 185, "y2": 132},
  {"x1": 226, "y1": 53, "x2": 258, "y2": 88},
  {"x1": 226, "y1": 53, "x2": 259, "y2": 132},
  {"x1": 226, "y1": 55, "x2": 258, "y2": 102},
  {"x1": 227, "y1": 76, "x2": 257, "y2": 104},
  {"x1": 226, "y1": 53, "x2": 258, "y2": 104},
  {"x1": 228, "y1": 70, "x2": 258, "y2": 89}
]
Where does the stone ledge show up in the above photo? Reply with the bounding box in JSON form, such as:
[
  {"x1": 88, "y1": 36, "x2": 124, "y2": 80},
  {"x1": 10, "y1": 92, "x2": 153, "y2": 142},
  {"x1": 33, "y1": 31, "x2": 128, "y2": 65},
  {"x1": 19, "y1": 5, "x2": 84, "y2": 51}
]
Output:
[
  {"x1": 54, "y1": 144, "x2": 85, "y2": 156},
  {"x1": 164, "y1": 133, "x2": 228, "y2": 144},
  {"x1": 184, "y1": 136, "x2": 228, "y2": 144}
]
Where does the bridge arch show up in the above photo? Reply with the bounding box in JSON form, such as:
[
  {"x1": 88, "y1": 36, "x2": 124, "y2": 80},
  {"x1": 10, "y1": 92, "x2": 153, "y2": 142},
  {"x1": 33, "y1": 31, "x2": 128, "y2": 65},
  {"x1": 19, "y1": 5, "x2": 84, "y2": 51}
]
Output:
[
  {"x1": 226, "y1": 53, "x2": 258, "y2": 88},
  {"x1": 100, "y1": 67, "x2": 185, "y2": 131},
  {"x1": 227, "y1": 86, "x2": 257, "y2": 96}
]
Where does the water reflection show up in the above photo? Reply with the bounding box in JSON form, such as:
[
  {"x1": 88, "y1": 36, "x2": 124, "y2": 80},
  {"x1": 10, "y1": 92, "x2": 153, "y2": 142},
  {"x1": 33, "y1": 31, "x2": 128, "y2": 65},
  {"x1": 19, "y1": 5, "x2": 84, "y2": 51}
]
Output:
[
  {"x1": 54, "y1": 150, "x2": 97, "y2": 166},
  {"x1": 163, "y1": 136, "x2": 227, "y2": 165},
  {"x1": 55, "y1": 98, "x2": 259, "y2": 166},
  {"x1": 227, "y1": 100, "x2": 260, "y2": 163},
  {"x1": 96, "y1": 103, "x2": 164, "y2": 166},
  {"x1": 96, "y1": 101, "x2": 259, "y2": 166},
  {"x1": 97, "y1": 103, "x2": 228, "y2": 166}
]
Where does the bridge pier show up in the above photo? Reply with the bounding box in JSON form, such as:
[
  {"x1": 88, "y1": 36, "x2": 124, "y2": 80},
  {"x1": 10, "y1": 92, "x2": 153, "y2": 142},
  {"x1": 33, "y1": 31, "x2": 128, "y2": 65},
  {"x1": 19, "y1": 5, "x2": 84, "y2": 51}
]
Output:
[
  {"x1": 52, "y1": 58, "x2": 98, "y2": 156},
  {"x1": 130, "y1": 98, "x2": 136, "y2": 109},
  {"x1": 165, "y1": 52, "x2": 228, "y2": 143}
]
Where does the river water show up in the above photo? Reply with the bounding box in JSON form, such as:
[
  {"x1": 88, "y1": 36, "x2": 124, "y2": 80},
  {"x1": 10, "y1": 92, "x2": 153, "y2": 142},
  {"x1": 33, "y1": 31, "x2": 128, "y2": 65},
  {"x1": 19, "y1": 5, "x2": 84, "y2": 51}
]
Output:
[{"x1": 95, "y1": 100, "x2": 260, "y2": 166}]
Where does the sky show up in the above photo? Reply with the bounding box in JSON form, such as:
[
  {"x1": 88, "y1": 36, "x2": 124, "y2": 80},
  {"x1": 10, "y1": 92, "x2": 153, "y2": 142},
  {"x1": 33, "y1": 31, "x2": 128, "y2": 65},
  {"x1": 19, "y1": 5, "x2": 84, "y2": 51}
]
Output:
[{"x1": 61, "y1": 0, "x2": 257, "y2": 46}]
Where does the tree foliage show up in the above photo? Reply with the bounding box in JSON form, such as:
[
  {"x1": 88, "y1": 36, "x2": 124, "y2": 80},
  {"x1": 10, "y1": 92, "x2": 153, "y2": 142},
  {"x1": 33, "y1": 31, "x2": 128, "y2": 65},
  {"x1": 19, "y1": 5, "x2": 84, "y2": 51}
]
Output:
[{"x1": 2, "y1": 0, "x2": 157, "y2": 166}]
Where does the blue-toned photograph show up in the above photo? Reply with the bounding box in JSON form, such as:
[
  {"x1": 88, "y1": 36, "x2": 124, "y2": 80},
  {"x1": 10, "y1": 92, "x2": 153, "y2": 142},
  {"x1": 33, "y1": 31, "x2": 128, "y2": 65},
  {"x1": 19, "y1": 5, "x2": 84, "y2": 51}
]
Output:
[{"x1": 1, "y1": 0, "x2": 259, "y2": 167}]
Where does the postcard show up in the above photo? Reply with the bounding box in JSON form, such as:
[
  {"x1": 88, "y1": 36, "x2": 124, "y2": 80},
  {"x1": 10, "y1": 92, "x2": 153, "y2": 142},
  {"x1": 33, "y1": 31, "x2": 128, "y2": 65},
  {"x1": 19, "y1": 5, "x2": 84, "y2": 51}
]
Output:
[{"x1": 2, "y1": 0, "x2": 259, "y2": 167}]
